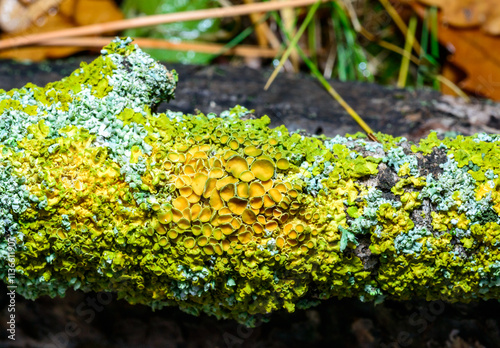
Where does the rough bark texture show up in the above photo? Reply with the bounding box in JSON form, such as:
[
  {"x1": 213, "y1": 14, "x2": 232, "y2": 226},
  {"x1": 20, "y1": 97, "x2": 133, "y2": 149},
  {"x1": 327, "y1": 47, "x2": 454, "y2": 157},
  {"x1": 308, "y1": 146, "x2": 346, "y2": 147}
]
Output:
[{"x1": 2, "y1": 40, "x2": 500, "y2": 347}]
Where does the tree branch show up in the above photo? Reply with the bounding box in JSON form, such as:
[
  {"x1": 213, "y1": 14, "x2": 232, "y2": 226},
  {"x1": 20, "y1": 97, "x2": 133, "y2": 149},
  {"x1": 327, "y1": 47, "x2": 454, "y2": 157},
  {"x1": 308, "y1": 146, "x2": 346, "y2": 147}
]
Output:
[{"x1": 1, "y1": 39, "x2": 500, "y2": 326}]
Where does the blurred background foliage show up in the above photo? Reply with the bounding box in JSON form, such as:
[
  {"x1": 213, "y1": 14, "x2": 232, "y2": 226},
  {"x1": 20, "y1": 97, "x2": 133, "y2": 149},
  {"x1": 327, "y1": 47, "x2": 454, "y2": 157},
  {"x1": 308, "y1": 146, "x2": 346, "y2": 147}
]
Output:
[
  {"x1": 0, "y1": 0, "x2": 498, "y2": 101},
  {"x1": 121, "y1": 0, "x2": 225, "y2": 64}
]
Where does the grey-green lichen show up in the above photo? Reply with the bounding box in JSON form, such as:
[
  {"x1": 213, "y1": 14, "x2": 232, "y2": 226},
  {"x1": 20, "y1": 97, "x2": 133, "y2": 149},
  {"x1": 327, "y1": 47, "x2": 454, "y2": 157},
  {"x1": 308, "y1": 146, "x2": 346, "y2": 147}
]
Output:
[{"x1": 3, "y1": 38, "x2": 500, "y2": 326}]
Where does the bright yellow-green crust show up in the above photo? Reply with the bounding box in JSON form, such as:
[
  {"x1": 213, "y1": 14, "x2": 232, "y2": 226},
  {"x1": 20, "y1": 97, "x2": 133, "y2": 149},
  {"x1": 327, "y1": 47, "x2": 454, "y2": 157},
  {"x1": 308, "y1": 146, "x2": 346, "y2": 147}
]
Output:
[{"x1": 2, "y1": 39, "x2": 500, "y2": 326}]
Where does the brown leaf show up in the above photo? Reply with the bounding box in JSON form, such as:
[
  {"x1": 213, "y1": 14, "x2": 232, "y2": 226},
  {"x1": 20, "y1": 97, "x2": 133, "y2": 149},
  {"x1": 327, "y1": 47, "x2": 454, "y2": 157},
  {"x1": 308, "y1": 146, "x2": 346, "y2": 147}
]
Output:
[
  {"x1": 0, "y1": 0, "x2": 123, "y2": 61},
  {"x1": 58, "y1": 0, "x2": 77, "y2": 18},
  {"x1": 411, "y1": 2, "x2": 500, "y2": 100},
  {"x1": 0, "y1": 13, "x2": 80, "y2": 60},
  {"x1": 0, "y1": 0, "x2": 63, "y2": 33},
  {"x1": 416, "y1": 0, "x2": 500, "y2": 35},
  {"x1": 440, "y1": 62, "x2": 466, "y2": 97},
  {"x1": 74, "y1": 0, "x2": 123, "y2": 27}
]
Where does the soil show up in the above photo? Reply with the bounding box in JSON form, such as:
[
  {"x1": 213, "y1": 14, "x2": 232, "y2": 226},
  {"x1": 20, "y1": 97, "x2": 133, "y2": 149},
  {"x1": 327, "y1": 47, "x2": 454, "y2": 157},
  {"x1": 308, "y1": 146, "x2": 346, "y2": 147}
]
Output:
[{"x1": 1, "y1": 56, "x2": 500, "y2": 348}]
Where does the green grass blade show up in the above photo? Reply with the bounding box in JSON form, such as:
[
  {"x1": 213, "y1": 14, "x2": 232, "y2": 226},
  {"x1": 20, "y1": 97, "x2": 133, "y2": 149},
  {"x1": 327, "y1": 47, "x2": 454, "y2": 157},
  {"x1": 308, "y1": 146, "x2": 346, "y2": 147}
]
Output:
[
  {"x1": 430, "y1": 6, "x2": 439, "y2": 58},
  {"x1": 397, "y1": 16, "x2": 417, "y2": 88},
  {"x1": 265, "y1": 1, "x2": 322, "y2": 90},
  {"x1": 417, "y1": 9, "x2": 430, "y2": 87},
  {"x1": 308, "y1": 14, "x2": 318, "y2": 65}
]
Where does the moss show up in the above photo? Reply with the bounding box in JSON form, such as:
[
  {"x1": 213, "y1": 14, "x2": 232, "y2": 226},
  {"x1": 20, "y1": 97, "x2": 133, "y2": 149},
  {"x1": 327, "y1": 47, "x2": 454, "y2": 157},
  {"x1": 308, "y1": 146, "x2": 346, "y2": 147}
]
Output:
[{"x1": 3, "y1": 38, "x2": 500, "y2": 326}]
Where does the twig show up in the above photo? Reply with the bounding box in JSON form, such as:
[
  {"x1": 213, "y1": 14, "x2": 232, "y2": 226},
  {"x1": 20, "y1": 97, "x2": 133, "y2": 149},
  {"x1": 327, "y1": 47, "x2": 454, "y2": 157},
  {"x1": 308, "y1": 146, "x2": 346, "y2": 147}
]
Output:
[
  {"x1": 337, "y1": 1, "x2": 421, "y2": 65},
  {"x1": 378, "y1": 0, "x2": 422, "y2": 55},
  {"x1": 40, "y1": 37, "x2": 279, "y2": 58},
  {"x1": 359, "y1": 27, "x2": 420, "y2": 65},
  {"x1": 0, "y1": 0, "x2": 326, "y2": 51},
  {"x1": 436, "y1": 75, "x2": 471, "y2": 103}
]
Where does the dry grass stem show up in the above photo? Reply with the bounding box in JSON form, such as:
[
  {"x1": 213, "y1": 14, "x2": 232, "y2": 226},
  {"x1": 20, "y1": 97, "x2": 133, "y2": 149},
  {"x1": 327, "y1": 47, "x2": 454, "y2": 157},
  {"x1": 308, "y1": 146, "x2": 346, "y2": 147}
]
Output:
[
  {"x1": 40, "y1": 36, "x2": 279, "y2": 58},
  {"x1": 0, "y1": 0, "x2": 326, "y2": 51}
]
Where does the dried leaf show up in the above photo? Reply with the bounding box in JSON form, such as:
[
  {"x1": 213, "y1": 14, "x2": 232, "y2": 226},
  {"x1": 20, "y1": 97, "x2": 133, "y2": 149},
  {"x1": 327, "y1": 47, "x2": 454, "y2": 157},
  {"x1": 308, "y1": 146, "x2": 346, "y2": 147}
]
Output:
[
  {"x1": 440, "y1": 62, "x2": 465, "y2": 97},
  {"x1": 411, "y1": 2, "x2": 500, "y2": 101},
  {"x1": 74, "y1": 0, "x2": 123, "y2": 26},
  {"x1": 58, "y1": 0, "x2": 77, "y2": 17},
  {"x1": 0, "y1": 0, "x2": 63, "y2": 32},
  {"x1": 0, "y1": 13, "x2": 79, "y2": 60},
  {"x1": 0, "y1": 0, "x2": 123, "y2": 61},
  {"x1": 416, "y1": 0, "x2": 500, "y2": 35}
]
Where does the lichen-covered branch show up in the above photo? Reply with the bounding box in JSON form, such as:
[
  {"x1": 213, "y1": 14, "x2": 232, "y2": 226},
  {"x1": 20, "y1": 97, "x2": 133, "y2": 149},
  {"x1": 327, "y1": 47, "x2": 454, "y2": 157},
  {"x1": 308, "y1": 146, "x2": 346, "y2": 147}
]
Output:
[{"x1": 2, "y1": 38, "x2": 500, "y2": 326}]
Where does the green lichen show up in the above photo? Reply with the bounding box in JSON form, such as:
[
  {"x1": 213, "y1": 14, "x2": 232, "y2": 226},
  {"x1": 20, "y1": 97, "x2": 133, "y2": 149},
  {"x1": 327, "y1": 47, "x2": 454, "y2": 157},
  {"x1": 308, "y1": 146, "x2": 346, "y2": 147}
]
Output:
[{"x1": 3, "y1": 38, "x2": 500, "y2": 326}]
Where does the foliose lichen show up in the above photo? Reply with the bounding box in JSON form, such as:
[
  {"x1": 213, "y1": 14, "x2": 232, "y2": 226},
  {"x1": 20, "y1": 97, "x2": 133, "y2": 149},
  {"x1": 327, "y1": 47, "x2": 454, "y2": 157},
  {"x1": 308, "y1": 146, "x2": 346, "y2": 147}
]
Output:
[{"x1": 3, "y1": 38, "x2": 500, "y2": 326}]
